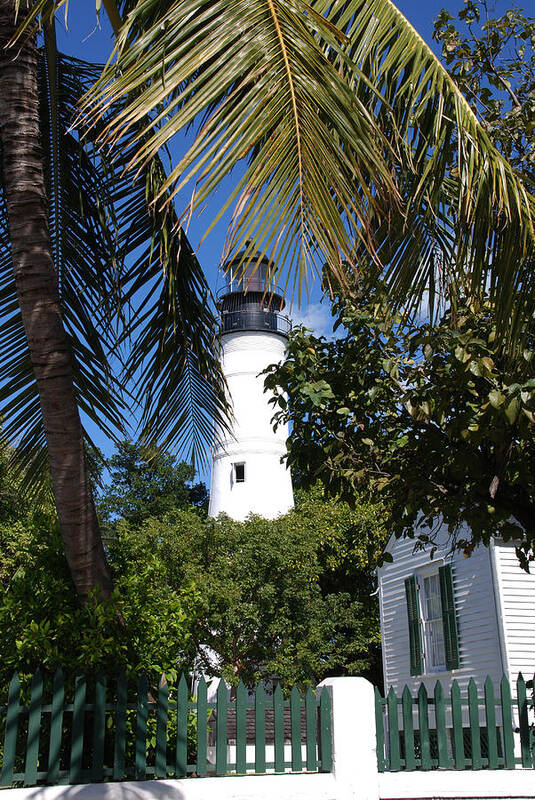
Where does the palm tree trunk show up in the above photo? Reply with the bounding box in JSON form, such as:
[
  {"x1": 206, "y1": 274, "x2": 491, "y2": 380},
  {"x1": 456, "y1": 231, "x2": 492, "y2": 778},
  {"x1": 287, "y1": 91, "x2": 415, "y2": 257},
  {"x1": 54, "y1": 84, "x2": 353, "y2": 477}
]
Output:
[{"x1": 0, "y1": 0, "x2": 113, "y2": 601}]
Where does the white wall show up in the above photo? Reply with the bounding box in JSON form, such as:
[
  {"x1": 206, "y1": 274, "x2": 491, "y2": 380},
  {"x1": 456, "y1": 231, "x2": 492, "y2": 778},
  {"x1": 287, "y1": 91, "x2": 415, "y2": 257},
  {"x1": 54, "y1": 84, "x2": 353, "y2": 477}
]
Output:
[
  {"x1": 378, "y1": 529, "x2": 504, "y2": 695},
  {"x1": 209, "y1": 330, "x2": 294, "y2": 521},
  {"x1": 379, "y1": 769, "x2": 535, "y2": 798},
  {"x1": 494, "y1": 540, "x2": 535, "y2": 684},
  {"x1": 0, "y1": 774, "x2": 337, "y2": 800}
]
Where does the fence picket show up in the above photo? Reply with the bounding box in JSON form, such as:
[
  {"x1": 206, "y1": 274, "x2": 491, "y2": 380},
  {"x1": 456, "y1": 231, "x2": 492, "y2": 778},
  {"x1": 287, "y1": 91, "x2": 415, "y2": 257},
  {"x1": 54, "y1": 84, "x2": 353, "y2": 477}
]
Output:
[
  {"x1": 500, "y1": 675, "x2": 515, "y2": 769},
  {"x1": 273, "y1": 684, "x2": 284, "y2": 773},
  {"x1": 319, "y1": 688, "x2": 332, "y2": 773},
  {"x1": 92, "y1": 673, "x2": 106, "y2": 782},
  {"x1": 468, "y1": 678, "x2": 481, "y2": 770},
  {"x1": 69, "y1": 675, "x2": 86, "y2": 784},
  {"x1": 434, "y1": 681, "x2": 448, "y2": 768},
  {"x1": 156, "y1": 674, "x2": 168, "y2": 778},
  {"x1": 375, "y1": 673, "x2": 535, "y2": 776},
  {"x1": 113, "y1": 673, "x2": 127, "y2": 781},
  {"x1": 305, "y1": 687, "x2": 316, "y2": 771},
  {"x1": 255, "y1": 684, "x2": 266, "y2": 774},
  {"x1": 387, "y1": 687, "x2": 400, "y2": 771},
  {"x1": 402, "y1": 686, "x2": 415, "y2": 771},
  {"x1": 418, "y1": 684, "x2": 431, "y2": 771},
  {"x1": 216, "y1": 679, "x2": 228, "y2": 776},
  {"x1": 1, "y1": 673, "x2": 21, "y2": 787},
  {"x1": 24, "y1": 669, "x2": 43, "y2": 786},
  {"x1": 450, "y1": 680, "x2": 464, "y2": 770},
  {"x1": 290, "y1": 685, "x2": 302, "y2": 771},
  {"x1": 48, "y1": 669, "x2": 64, "y2": 785},
  {"x1": 235, "y1": 681, "x2": 247, "y2": 774},
  {"x1": 175, "y1": 674, "x2": 188, "y2": 778},
  {"x1": 517, "y1": 673, "x2": 532, "y2": 768},
  {"x1": 375, "y1": 687, "x2": 386, "y2": 772},
  {"x1": 484, "y1": 676, "x2": 498, "y2": 769},
  {"x1": 0, "y1": 670, "x2": 332, "y2": 788},
  {"x1": 196, "y1": 677, "x2": 207, "y2": 777},
  {"x1": 135, "y1": 675, "x2": 149, "y2": 780}
]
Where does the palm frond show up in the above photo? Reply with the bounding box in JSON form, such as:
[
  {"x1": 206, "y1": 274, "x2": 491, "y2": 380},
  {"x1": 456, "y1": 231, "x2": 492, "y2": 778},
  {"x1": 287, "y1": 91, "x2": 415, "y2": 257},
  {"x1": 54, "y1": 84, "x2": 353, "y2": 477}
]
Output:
[
  {"x1": 77, "y1": 0, "x2": 398, "y2": 302},
  {"x1": 0, "y1": 46, "x2": 226, "y2": 494},
  {"x1": 81, "y1": 68, "x2": 228, "y2": 464},
  {"x1": 112, "y1": 150, "x2": 229, "y2": 466},
  {"x1": 14, "y1": 0, "x2": 535, "y2": 341},
  {"x1": 91, "y1": 0, "x2": 534, "y2": 337},
  {"x1": 0, "y1": 48, "x2": 128, "y2": 498},
  {"x1": 316, "y1": 0, "x2": 535, "y2": 335}
]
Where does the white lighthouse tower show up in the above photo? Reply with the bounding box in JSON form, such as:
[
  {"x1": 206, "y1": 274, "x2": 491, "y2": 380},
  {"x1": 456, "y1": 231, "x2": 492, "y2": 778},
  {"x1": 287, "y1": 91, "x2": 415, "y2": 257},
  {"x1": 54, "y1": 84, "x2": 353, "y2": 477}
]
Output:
[{"x1": 208, "y1": 250, "x2": 294, "y2": 521}]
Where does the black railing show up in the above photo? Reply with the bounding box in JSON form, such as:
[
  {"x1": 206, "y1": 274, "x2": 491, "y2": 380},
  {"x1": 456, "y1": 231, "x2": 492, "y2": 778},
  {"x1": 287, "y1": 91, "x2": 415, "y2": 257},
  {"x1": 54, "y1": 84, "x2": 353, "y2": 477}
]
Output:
[{"x1": 221, "y1": 310, "x2": 291, "y2": 336}]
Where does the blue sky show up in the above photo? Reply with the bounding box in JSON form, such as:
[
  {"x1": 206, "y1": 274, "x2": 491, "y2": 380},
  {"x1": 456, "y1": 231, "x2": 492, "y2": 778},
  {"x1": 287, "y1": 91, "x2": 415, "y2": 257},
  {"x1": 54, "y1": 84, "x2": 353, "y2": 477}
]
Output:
[{"x1": 52, "y1": 0, "x2": 486, "y2": 478}]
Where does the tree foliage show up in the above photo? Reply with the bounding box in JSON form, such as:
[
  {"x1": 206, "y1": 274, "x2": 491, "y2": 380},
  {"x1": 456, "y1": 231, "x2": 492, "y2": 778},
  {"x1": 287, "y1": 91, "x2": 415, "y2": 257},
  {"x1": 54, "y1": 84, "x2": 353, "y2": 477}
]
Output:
[
  {"x1": 0, "y1": 441, "x2": 202, "y2": 685},
  {"x1": 16, "y1": 0, "x2": 535, "y2": 339},
  {"x1": 434, "y1": 0, "x2": 534, "y2": 177},
  {"x1": 265, "y1": 285, "x2": 535, "y2": 568},
  {"x1": 109, "y1": 488, "x2": 386, "y2": 688},
  {"x1": 266, "y1": 2, "x2": 535, "y2": 568},
  {"x1": 0, "y1": 435, "x2": 386, "y2": 687},
  {"x1": 0, "y1": 43, "x2": 227, "y2": 498},
  {"x1": 97, "y1": 440, "x2": 208, "y2": 526}
]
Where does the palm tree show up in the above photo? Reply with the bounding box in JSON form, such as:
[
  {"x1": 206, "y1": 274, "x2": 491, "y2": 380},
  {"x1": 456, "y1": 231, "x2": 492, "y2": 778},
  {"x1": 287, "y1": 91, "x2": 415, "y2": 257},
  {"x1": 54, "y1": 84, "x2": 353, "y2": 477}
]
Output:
[
  {"x1": 78, "y1": 0, "x2": 533, "y2": 333},
  {"x1": 0, "y1": 0, "x2": 226, "y2": 600},
  {"x1": 1, "y1": 0, "x2": 533, "y2": 600}
]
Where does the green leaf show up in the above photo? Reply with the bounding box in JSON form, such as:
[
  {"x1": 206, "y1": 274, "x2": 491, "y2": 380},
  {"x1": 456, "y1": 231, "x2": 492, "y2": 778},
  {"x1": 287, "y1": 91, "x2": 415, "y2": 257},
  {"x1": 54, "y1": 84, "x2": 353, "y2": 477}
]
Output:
[
  {"x1": 505, "y1": 396, "x2": 521, "y2": 424},
  {"x1": 488, "y1": 390, "x2": 505, "y2": 408}
]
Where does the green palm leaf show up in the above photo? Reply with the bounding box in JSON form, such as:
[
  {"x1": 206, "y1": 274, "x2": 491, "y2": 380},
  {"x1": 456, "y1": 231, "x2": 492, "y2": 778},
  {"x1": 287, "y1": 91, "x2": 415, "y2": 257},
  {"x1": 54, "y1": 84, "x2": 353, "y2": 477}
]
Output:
[
  {"x1": 86, "y1": 77, "x2": 228, "y2": 464},
  {"x1": 75, "y1": 0, "x2": 532, "y2": 333},
  {"x1": 14, "y1": 0, "x2": 535, "y2": 341},
  {"x1": 0, "y1": 48, "x2": 126, "y2": 496},
  {"x1": 0, "y1": 44, "x2": 226, "y2": 493},
  {"x1": 77, "y1": 0, "x2": 397, "y2": 300},
  {"x1": 319, "y1": 0, "x2": 535, "y2": 335}
]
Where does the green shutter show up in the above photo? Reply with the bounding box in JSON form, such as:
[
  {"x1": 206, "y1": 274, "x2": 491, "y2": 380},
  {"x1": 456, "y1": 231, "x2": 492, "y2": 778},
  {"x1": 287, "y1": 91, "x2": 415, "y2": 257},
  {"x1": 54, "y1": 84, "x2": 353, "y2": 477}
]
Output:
[
  {"x1": 405, "y1": 576, "x2": 423, "y2": 675},
  {"x1": 439, "y1": 564, "x2": 460, "y2": 670}
]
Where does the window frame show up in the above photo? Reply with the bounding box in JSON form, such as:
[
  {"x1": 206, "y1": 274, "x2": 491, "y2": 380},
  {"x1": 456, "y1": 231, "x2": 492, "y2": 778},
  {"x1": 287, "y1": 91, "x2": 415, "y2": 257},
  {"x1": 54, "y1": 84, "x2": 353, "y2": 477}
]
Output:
[
  {"x1": 405, "y1": 561, "x2": 460, "y2": 677},
  {"x1": 233, "y1": 462, "x2": 246, "y2": 483},
  {"x1": 418, "y1": 566, "x2": 447, "y2": 674}
]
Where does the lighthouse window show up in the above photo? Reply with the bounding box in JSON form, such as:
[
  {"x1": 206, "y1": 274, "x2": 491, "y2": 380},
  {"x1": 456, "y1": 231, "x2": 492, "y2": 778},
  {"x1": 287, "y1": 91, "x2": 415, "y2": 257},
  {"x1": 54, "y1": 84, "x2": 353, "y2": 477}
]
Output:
[{"x1": 234, "y1": 462, "x2": 245, "y2": 483}]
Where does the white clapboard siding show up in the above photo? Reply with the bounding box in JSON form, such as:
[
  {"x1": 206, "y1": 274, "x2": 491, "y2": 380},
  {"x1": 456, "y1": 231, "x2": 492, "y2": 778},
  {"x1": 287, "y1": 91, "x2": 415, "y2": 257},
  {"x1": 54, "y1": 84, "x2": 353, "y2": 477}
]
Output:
[
  {"x1": 494, "y1": 541, "x2": 535, "y2": 685},
  {"x1": 378, "y1": 529, "x2": 504, "y2": 697}
]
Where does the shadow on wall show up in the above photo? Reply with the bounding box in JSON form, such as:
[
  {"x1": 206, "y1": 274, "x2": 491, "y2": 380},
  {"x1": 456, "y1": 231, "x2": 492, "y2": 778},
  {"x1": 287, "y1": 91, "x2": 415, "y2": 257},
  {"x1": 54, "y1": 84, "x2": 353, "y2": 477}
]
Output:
[
  {"x1": 4, "y1": 774, "x2": 336, "y2": 800},
  {"x1": 8, "y1": 782, "x2": 187, "y2": 800}
]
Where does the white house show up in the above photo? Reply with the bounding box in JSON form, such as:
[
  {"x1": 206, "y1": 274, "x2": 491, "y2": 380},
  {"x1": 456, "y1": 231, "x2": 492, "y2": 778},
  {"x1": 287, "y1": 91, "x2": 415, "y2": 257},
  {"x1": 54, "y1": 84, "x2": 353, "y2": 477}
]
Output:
[{"x1": 377, "y1": 527, "x2": 535, "y2": 695}]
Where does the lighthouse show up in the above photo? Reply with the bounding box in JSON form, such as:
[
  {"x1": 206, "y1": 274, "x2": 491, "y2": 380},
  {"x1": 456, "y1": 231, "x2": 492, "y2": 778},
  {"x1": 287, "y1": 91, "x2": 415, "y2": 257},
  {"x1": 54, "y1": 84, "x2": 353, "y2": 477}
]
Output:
[{"x1": 208, "y1": 249, "x2": 294, "y2": 521}]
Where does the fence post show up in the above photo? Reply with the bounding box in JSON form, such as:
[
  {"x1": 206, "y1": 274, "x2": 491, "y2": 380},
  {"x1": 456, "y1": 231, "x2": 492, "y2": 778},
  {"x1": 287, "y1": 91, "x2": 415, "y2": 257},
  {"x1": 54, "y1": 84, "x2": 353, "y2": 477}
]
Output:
[{"x1": 317, "y1": 677, "x2": 379, "y2": 800}]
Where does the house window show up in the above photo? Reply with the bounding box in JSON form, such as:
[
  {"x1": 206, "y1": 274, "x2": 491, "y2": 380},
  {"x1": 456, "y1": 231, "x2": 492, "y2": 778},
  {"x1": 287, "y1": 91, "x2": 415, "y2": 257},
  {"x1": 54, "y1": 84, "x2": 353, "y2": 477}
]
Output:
[
  {"x1": 405, "y1": 564, "x2": 459, "y2": 676},
  {"x1": 234, "y1": 462, "x2": 245, "y2": 483},
  {"x1": 421, "y1": 573, "x2": 446, "y2": 672}
]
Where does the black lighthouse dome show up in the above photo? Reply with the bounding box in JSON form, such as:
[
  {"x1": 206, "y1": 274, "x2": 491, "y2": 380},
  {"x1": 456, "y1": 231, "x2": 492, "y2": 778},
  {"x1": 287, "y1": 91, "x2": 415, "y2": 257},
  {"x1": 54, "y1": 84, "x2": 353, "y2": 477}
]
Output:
[{"x1": 216, "y1": 248, "x2": 291, "y2": 337}]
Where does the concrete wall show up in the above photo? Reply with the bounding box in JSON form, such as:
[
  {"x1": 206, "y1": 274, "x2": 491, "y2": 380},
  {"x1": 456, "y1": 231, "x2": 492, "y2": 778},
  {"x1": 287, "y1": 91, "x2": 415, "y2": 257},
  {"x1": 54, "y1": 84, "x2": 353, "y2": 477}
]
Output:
[{"x1": 0, "y1": 774, "x2": 337, "y2": 800}]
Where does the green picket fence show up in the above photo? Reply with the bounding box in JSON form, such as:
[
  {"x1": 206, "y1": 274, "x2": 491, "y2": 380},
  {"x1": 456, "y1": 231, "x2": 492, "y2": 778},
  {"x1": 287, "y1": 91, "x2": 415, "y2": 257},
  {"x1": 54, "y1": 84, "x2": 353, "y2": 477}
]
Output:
[
  {"x1": 0, "y1": 671, "x2": 332, "y2": 787},
  {"x1": 376, "y1": 674, "x2": 534, "y2": 772}
]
